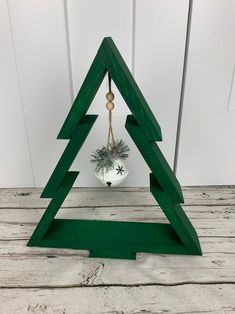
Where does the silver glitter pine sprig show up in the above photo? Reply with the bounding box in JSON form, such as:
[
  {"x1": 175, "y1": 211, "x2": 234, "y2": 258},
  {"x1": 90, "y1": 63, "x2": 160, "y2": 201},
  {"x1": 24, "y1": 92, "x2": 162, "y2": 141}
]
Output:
[{"x1": 91, "y1": 139, "x2": 130, "y2": 174}]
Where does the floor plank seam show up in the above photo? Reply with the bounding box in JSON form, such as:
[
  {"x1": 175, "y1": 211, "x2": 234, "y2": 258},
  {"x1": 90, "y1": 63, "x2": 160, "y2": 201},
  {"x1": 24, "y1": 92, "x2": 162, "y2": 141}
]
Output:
[
  {"x1": 1, "y1": 235, "x2": 235, "y2": 242},
  {"x1": 1, "y1": 281, "x2": 235, "y2": 290},
  {"x1": 1, "y1": 203, "x2": 235, "y2": 209}
]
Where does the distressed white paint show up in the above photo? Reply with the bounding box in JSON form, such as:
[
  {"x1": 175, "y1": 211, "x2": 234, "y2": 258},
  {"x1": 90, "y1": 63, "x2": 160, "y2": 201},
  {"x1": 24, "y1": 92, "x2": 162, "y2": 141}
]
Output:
[
  {"x1": 0, "y1": 252, "x2": 235, "y2": 286},
  {"x1": 177, "y1": 0, "x2": 235, "y2": 185},
  {"x1": 1, "y1": 204, "x2": 234, "y2": 225},
  {"x1": 1, "y1": 285, "x2": 234, "y2": 314},
  {"x1": 0, "y1": 185, "x2": 234, "y2": 208},
  {"x1": 0, "y1": 187, "x2": 235, "y2": 313},
  {"x1": 0, "y1": 0, "x2": 34, "y2": 187},
  {"x1": 1, "y1": 207, "x2": 234, "y2": 239}
]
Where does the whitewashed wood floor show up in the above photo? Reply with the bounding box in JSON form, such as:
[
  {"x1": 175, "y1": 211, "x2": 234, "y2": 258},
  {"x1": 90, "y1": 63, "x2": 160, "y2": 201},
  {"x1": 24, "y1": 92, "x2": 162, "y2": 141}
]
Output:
[{"x1": 0, "y1": 186, "x2": 235, "y2": 314}]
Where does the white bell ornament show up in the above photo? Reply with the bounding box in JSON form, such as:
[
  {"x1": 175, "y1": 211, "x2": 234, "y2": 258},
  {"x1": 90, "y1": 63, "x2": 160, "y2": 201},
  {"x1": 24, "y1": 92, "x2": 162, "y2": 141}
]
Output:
[{"x1": 94, "y1": 159, "x2": 129, "y2": 187}]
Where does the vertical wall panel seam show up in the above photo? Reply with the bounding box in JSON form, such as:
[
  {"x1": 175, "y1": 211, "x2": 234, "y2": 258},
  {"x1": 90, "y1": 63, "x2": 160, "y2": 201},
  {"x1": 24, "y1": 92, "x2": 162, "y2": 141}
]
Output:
[
  {"x1": 6, "y1": 0, "x2": 36, "y2": 187},
  {"x1": 131, "y1": 0, "x2": 136, "y2": 76},
  {"x1": 173, "y1": 0, "x2": 193, "y2": 174},
  {"x1": 63, "y1": 0, "x2": 74, "y2": 103},
  {"x1": 227, "y1": 63, "x2": 235, "y2": 111}
]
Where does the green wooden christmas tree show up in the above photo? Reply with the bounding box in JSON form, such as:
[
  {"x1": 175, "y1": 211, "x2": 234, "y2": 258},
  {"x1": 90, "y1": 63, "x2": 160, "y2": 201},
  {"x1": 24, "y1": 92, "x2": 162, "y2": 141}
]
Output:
[{"x1": 27, "y1": 37, "x2": 202, "y2": 260}]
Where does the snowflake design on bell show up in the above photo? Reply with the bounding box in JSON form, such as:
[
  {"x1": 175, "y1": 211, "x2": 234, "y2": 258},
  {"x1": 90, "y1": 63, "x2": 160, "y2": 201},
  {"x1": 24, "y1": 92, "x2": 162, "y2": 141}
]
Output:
[{"x1": 115, "y1": 165, "x2": 124, "y2": 175}]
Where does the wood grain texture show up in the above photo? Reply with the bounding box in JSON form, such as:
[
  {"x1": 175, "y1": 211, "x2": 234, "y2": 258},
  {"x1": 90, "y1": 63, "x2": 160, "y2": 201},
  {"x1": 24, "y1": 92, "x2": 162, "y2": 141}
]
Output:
[
  {"x1": 0, "y1": 186, "x2": 235, "y2": 312},
  {"x1": 0, "y1": 186, "x2": 234, "y2": 208},
  {"x1": 0, "y1": 252, "x2": 235, "y2": 287},
  {"x1": 1, "y1": 285, "x2": 235, "y2": 314},
  {"x1": 2, "y1": 217, "x2": 234, "y2": 240}
]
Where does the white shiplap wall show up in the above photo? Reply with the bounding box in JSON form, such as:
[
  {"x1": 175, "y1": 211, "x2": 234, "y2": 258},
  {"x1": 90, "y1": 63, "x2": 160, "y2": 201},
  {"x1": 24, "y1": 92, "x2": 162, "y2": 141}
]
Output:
[
  {"x1": 3, "y1": 0, "x2": 233, "y2": 187},
  {"x1": 0, "y1": 0, "x2": 189, "y2": 187},
  {"x1": 6, "y1": 0, "x2": 72, "y2": 188},
  {"x1": 176, "y1": 0, "x2": 235, "y2": 185},
  {"x1": 0, "y1": 0, "x2": 34, "y2": 187}
]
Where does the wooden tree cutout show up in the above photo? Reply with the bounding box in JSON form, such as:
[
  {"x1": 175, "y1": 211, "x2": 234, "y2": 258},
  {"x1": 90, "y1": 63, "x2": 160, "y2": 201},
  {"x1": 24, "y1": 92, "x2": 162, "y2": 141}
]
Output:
[{"x1": 28, "y1": 37, "x2": 202, "y2": 260}]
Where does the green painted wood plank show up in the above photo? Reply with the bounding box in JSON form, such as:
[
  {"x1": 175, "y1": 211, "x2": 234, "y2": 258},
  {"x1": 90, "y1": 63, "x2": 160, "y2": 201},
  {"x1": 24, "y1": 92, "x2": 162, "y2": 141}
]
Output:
[
  {"x1": 98, "y1": 37, "x2": 162, "y2": 142},
  {"x1": 150, "y1": 173, "x2": 202, "y2": 255},
  {"x1": 57, "y1": 55, "x2": 106, "y2": 139},
  {"x1": 30, "y1": 219, "x2": 188, "y2": 259},
  {"x1": 41, "y1": 115, "x2": 97, "y2": 198},
  {"x1": 90, "y1": 249, "x2": 136, "y2": 260},
  {"x1": 28, "y1": 37, "x2": 202, "y2": 259},
  {"x1": 125, "y1": 115, "x2": 184, "y2": 203},
  {"x1": 27, "y1": 172, "x2": 78, "y2": 246}
]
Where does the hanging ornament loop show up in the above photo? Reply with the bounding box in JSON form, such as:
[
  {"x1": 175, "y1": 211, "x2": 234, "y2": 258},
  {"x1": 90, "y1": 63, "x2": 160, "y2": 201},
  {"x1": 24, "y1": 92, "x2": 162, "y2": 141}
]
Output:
[
  {"x1": 90, "y1": 72, "x2": 130, "y2": 186},
  {"x1": 106, "y1": 74, "x2": 115, "y2": 148}
]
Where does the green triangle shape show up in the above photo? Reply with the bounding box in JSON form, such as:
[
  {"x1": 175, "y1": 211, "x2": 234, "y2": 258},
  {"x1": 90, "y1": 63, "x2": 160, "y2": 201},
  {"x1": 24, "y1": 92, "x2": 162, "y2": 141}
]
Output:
[{"x1": 28, "y1": 37, "x2": 202, "y2": 259}]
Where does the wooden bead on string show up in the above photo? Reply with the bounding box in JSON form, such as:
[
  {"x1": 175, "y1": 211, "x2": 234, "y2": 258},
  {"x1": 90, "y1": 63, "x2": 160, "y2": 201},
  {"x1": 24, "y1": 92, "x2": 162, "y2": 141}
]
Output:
[
  {"x1": 106, "y1": 101, "x2": 114, "y2": 111},
  {"x1": 106, "y1": 92, "x2": 114, "y2": 101}
]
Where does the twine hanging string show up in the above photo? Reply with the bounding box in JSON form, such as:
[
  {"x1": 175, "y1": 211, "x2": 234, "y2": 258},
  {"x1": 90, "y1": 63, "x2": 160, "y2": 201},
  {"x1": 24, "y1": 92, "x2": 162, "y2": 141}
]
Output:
[{"x1": 106, "y1": 73, "x2": 115, "y2": 148}]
